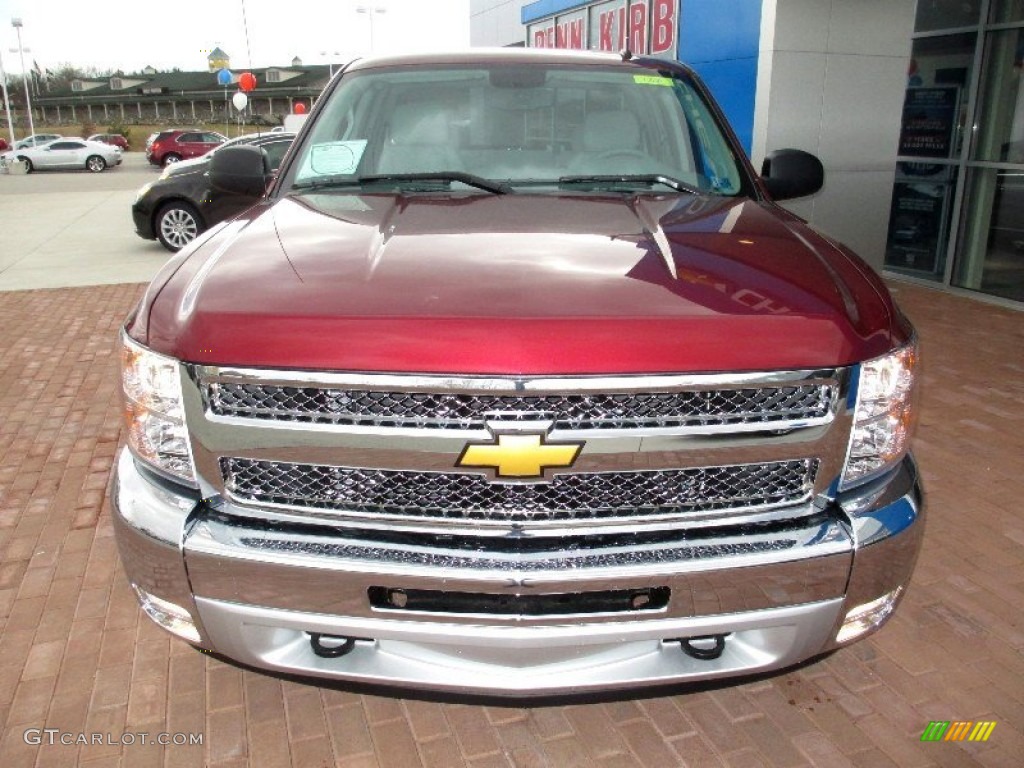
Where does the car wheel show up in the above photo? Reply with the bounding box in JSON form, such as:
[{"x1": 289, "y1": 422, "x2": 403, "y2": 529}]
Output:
[
  {"x1": 86, "y1": 155, "x2": 106, "y2": 173},
  {"x1": 156, "y1": 202, "x2": 203, "y2": 252},
  {"x1": 163, "y1": 153, "x2": 182, "y2": 166},
  {"x1": 17, "y1": 156, "x2": 32, "y2": 172}
]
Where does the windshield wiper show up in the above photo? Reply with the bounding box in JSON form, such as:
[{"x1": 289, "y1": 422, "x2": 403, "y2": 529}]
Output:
[
  {"x1": 290, "y1": 176, "x2": 364, "y2": 191},
  {"x1": 358, "y1": 172, "x2": 511, "y2": 195},
  {"x1": 557, "y1": 174, "x2": 700, "y2": 194},
  {"x1": 291, "y1": 172, "x2": 511, "y2": 195}
]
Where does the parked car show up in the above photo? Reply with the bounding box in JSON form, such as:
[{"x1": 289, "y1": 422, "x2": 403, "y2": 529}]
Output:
[
  {"x1": 112, "y1": 50, "x2": 924, "y2": 695},
  {"x1": 133, "y1": 132, "x2": 295, "y2": 250},
  {"x1": 13, "y1": 133, "x2": 62, "y2": 150},
  {"x1": 146, "y1": 129, "x2": 226, "y2": 167},
  {"x1": 0, "y1": 137, "x2": 8, "y2": 152},
  {"x1": 88, "y1": 133, "x2": 129, "y2": 151},
  {"x1": 2, "y1": 137, "x2": 122, "y2": 172}
]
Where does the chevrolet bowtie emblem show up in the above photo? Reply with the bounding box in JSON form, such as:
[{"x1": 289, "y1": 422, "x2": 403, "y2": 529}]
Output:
[{"x1": 457, "y1": 432, "x2": 583, "y2": 479}]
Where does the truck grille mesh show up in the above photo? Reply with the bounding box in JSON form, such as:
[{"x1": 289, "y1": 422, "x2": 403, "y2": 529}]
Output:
[
  {"x1": 206, "y1": 382, "x2": 834, "y2": 430},
  {"x1": 221, "y1": 457, "x2": 818, "y2": 524}
]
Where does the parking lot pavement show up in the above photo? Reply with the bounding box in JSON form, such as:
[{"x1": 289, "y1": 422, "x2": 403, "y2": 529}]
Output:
[
  {"x1": 0, "y1": 154, "x2": 169, "y2": 292},
  {"x1": 0, "y1": 277, "x2": 1020, "y2": 767}
]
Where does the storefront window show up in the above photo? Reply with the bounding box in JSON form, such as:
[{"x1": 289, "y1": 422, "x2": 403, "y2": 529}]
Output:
[
  {"x1": 886, "y1": 170, "x2": 959, "y2": 278},
  {"x1": 953, "y1": 26, "x2": 1024, "y2": 302},
  {"x1": 972, "y1": 28, "x2": 1024, "y2": 162},
  {"x1": 886, "y1": 1, "x2": 1024, "y2": 304},
  {"x1": 886, "y1": 34, "x2": 975, "y2": 279},
  {"x1": 991, "y1": 0, "x2": 1024, "y2": 24},
  {"x1": 903, "y1": 34, "x2": 976, "y2": 157},
  {"x1": 954, "y1": 168, "x2": 1024, "y2": 301},
  {"x1": 915, "y1": 0, "x2": 983, "y2": 31}
]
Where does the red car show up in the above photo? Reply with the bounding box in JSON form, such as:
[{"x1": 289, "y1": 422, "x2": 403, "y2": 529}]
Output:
[
  {"x1": 145, "y1": 129, "x2": 226, "y2": 167},
  {"x1": 0, "y1": 137, "x2": 8, "y2": 152},
  {"x1": 87, "y1": 133, "x2": 129, "y2": 151}
]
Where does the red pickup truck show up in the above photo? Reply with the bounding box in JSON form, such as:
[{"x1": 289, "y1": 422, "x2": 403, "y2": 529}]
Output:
[{"x1": 111, "y1": 49, "x2": 923, "y2": 696}]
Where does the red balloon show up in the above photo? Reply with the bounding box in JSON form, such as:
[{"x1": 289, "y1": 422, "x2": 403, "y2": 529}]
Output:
[
  {"x1": 294, "y1": 102, "x2": 307, "y2": 115},
  {"x1": 238, "y1": 72, "x2": 257, "y2": 92}
]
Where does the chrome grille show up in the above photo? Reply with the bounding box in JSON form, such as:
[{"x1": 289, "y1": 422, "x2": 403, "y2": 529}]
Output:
[
  {"x1": 239, "y1": 536, "x2": 800, "y2": 571},
  {"x1": 221, "y1": 457, "x2": 818, "y2": 525},
  {"x1": 205, "y1": 382, "x2": 834, "y2": 430}
]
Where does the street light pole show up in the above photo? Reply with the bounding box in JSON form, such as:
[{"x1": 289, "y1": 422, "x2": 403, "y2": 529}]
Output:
[
  {"x1": 356, "y1": 5, "x2": 387, "y2": 52},
  {"x1": 11, "y1": 18, "x2": 35, "y2": 140},
  {"x1": 320, "y1": 51, "x2": 340, "y2": 79},
  {"x1": 0, "y1": 47, "x2": 15, "y2": 145}
]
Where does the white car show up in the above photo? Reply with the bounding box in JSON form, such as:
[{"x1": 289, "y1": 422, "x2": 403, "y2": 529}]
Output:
[
  {"x1": 2, "y1": 137, "x2": 122, "y2": 173},
  {"x1": 13, "y1": 133, "x2": 63, "y2": 149}
]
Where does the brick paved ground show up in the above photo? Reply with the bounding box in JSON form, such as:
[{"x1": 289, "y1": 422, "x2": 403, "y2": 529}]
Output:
[{"x1": 0, "y1": 280, "x2": 1021, "y2": 768}]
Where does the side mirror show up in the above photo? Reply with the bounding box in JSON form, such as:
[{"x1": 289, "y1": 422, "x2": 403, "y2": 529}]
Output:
[
  {"x1": 210, "y1": 145, "x2": 271, "y2": 197},
  {"x1": 760, "y1": 149, "x2": 824, "y2": 201}
]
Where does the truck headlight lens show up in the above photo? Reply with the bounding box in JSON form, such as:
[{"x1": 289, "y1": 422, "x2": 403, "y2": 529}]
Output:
[
  {"x1": 121, "y1": 333, "x2": 196, "y2": 484},
  {"x1": 842, "y1": 341, "x2": 918, "y2": 487}
]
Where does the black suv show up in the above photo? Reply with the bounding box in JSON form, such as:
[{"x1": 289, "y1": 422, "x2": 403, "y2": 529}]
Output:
[{"x1": 133, "y1": 132, "x2": 295, "y2": 251}]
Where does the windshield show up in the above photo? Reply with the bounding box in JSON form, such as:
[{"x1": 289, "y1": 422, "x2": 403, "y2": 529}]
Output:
[{"x1": 283, "y1": 64, "x2": 747, "y2": 196}]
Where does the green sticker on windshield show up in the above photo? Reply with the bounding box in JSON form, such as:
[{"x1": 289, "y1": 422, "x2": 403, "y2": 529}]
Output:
[{"x1": 633, "y1": 74, "x2": 673, "y2": 86}]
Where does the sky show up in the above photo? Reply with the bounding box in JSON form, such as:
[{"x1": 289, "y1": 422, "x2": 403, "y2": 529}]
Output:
[{"x1": 0, "y1": 0, "x2": 470, "y2": 75}]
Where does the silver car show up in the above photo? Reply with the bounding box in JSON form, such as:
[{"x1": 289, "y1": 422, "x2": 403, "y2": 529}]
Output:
[
  {"x1": 2, "y1": 137, "x2": 122, "y2": 173},
  {"x1": 13, "y1": 132, "x2": 62, "y2": 149}
]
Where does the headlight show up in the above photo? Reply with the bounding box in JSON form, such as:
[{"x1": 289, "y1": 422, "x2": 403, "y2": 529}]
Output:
[
  {"x1": 134, "y1": 182, "x2": 153, "y2": 202},
  {"x1": 841, "y1": 341, "x2": 918, "y2": 488},
  {"x1": 121, "y1": 332, "x2": 196, "y2": 484}
]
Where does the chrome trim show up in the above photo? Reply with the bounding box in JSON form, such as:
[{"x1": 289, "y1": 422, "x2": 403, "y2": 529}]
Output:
[
  {"x1": 185, "y1": 512, "x2": 851, "y2": 586},
  {"x1": 199, "y1": 366, "x2": 843, "y2": 393},
  {"x1": 217, "y1": 456, "x2": 819, "y2": 531},
  {"x1": 109, "y1": 440, "x2": 925, "y2": 691},
  {"x1": 109, "y1": 449, "x2": 210, "y2": 642},
  {"x1": 204, "y1": 497, "x2": 823, "y2": 539},
  {"x1": 840, "y1": 456, "x2": 923, "y2": 547},
  {"x1": 180, "y1": 366, "x2": 855, "y2": 533},
  {"x1": 203, "y1": 376, "x2": 837, "y2": 432},
  {"x1": 197, "y1": 367, "x2": 841, "y2": 434}
]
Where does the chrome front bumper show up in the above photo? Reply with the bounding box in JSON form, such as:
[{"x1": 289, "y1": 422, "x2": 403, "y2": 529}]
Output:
[{"x1": 111, "y1": 448, "x2": 924, "y2": 695}]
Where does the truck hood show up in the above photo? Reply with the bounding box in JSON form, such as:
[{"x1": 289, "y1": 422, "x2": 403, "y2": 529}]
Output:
[{"x1": 141, "y1": 192, "x2": 902, "y2": 374}]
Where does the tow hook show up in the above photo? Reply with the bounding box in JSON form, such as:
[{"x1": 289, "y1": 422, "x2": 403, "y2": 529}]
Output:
[
  {"x1": 677, "y1": 634, "x2": 728, "y2": 660},
  {"x1": 309, "y1": 633, "x2": 356, "y2": 658}
]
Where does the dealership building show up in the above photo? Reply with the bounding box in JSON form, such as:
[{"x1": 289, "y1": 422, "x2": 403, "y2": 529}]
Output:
[{"x1": 470, "y1": 0, "x2": 1024, "y2": 306}]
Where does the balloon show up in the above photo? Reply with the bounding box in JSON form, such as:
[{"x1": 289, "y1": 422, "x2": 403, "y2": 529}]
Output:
[
  {"x1": 238, "y1": 72, "x2": 257, "y2": 92},
  {"x1": 216, "y1": 67, "x2": 232, "y2": 86},
  {"x1": 294, "y1": 102, "x2": 307, "y2": 115},
  {"x1": 232, "y1": 92, "x2": 248, "y2": 111}
]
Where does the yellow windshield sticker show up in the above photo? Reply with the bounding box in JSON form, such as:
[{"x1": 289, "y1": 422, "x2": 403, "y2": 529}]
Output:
[{"x1": 633, "y1": 74, "x2": 674, "y2": 86}]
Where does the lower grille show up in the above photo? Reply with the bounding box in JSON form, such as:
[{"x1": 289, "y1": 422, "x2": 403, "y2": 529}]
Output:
[
  {"x1": 238, "y1": 535, "x2": 801, "y2": 570},
  {"x1": 366, "y1": 586, "x2": 672, "y2": 614},
  {"x1": 221, "y1": 457, "x2": 818, "y2": 526}
]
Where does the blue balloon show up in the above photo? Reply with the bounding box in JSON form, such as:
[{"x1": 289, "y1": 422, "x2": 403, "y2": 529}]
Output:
[{"x1": 217, "y1": 68, "x2": 232, "y2": 85}]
